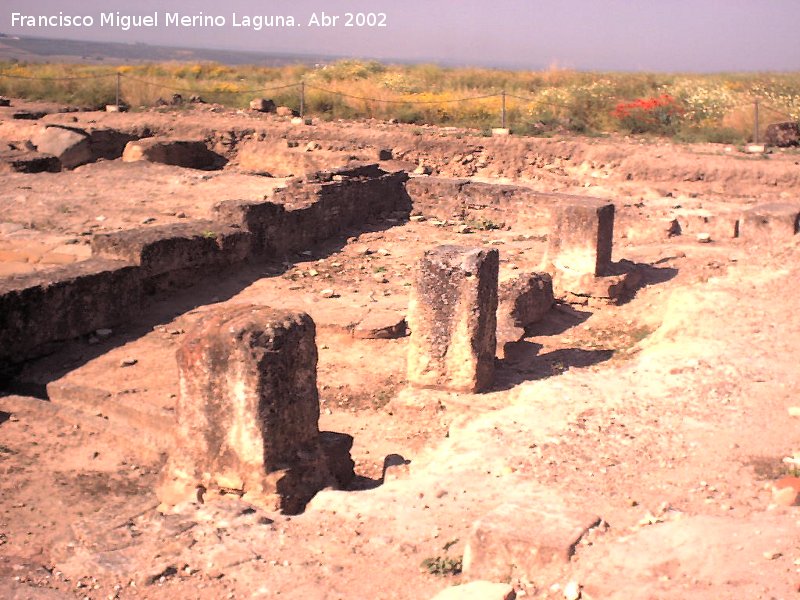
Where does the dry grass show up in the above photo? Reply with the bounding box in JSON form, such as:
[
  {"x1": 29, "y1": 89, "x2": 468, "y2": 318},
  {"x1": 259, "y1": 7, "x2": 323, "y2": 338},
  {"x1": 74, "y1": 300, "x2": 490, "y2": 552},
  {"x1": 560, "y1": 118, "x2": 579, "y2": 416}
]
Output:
[{"x1": 1, "y1": 60, "x2": 798, "y2": 141}]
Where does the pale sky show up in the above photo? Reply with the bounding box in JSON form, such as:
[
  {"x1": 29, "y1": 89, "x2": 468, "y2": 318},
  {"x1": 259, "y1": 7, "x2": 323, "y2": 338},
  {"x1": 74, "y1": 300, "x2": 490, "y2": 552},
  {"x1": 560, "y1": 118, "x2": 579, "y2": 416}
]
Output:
[{"x1": 2, "y1": 0, "x2": 800, "y2": 71}]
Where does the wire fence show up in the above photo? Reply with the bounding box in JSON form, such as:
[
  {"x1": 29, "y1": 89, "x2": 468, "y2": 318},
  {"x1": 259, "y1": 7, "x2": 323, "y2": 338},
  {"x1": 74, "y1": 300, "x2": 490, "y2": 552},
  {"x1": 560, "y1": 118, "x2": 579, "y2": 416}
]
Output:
[{"x1": 1, "y1": 69, "x2": 798, "y2": 142}]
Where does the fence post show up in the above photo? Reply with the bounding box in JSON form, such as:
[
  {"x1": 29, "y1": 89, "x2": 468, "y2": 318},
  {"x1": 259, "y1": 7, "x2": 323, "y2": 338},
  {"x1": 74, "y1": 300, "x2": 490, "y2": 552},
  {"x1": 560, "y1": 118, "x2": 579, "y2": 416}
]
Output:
[
  {"x1": 753, "y1": 99, "x2": 760, "y2": 144},
  {"x1": 116, "y1": 72, "x2": 121, "y2": 110},
  {"x1": 501, "y1": 90, "x2": 506, "y2": 129},
  {"x1": 300, "y1": 81, "x2": 305, "y2": 118}
]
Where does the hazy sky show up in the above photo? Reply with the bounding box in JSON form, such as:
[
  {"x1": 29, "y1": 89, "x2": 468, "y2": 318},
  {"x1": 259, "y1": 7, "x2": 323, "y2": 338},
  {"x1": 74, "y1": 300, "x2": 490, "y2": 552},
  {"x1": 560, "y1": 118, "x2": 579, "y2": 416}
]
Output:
[{"x1": 2, "y1": 0, "x2": 800, "y2": 71}]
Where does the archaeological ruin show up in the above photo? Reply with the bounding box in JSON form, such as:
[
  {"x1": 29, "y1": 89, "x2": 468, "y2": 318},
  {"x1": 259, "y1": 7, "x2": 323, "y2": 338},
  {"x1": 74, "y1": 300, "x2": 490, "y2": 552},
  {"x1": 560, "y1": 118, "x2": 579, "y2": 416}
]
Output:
[{"x1": 1, "y1": 98, "x2": 800, "y2": 600}]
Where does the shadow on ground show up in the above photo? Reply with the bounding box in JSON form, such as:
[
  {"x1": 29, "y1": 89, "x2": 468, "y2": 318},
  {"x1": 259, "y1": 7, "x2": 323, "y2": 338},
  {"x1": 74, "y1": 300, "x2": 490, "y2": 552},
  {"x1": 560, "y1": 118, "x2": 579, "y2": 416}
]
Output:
[
  {"x1": 495, "y1": 341, "x2": 614, "y2": 390},
  {"x1": 1, "y1": 216, "x2": 409, "y2": 399}
]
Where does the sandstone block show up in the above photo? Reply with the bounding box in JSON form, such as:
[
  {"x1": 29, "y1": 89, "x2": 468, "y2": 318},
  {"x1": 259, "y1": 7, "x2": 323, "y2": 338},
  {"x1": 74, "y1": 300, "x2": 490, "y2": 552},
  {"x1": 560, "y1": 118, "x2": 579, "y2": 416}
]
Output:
[
  {"x1": 496, "y1": 272, "x2": 554, "y2": 355},
  {"x1": 122, "y1": 138, "x2": 220, "y2": 169},
  {"x1": 276, "y1": 106, "x2": 296, "y2": 117},
  {"x1": 31, "y1": 125, "x2": 92, "y2": 169},
  {"x1": 158, "y1": 305, "x2": 351, "y2": 513},
  {"x1": 556, "y1": 261, "x2": 643, "y2": 305},
  {"x1": 463, "y1": 502, "x2": 600, "y2": 581},
  {"x1": 352, "y1": 309, "x2": 407, "y2": 339},
  {"x1": 0, "y1": 149, "x2": 60, "y2": 173},
  {"x1": 430, "y1": 581, "x2": 516, "y2": 600},
  {"x1": 249, "y1": 98, "x2": 276, "y2": 113},
  {"x1": 764, "y1": 122, "x2": 800, "y2": 147},
  {"x1": 407, "y1": 246, "x2": 499, "y2": 393},
  {"x1": 547, "y1": 199, "x2": 614, "y2": 276},
  {"x1": 769, "y1": 476, "x2": 800, "y2": 506},
  {"x1": 740, "y1": 203, "x2": 800, "y2": 243}
]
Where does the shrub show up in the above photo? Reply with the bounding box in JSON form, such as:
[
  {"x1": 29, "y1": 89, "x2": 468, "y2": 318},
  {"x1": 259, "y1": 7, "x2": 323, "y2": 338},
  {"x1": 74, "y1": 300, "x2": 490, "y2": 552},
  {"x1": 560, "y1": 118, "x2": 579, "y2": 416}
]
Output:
[
  {"x1": 613, "y1": 94, "x2": 684, "y2": 135},
  {"x1": 675, "y1": 125, "x2": 745, "y2": 145}
]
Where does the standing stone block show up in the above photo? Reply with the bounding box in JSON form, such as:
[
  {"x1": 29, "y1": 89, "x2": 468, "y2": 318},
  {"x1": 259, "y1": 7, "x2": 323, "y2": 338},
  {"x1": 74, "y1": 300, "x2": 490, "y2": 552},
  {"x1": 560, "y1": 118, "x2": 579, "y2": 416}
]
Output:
[
  {"x1": 547, "y1": 199, "x2": 614, "y2": 276},
  {"x1": 158, "y1": 305, "x2": 350, "y2": 513},
  {"x1": 407, "y1": 246, "x2": 499, "y2": 393}
]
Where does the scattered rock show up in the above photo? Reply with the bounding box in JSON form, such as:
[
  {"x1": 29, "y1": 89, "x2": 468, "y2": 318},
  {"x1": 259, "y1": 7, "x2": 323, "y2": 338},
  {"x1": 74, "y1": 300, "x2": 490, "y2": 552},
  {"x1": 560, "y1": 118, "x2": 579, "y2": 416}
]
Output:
[
  {"x1": 352, "y1": 309, "x2": 407, "y2": 339},
  {"x1": 120, "y1": 358, "x2": 138, "y2": 367},
  {"x1": 769, "y1": 476, "x2": 800, "y2": 506},
  {"x1": 563, "y1": 581, "x2": 582, "y2": 600},
  {"x1": 122, "y1": 138, "x2": 220, "y2": 170},
  {"x1": 31, "y1": 125, "x2": 93, "y2": 169},
  {"x1": 414, "y1": 164, "x2": 433, "y2": 175},
  {"x1": 276, "y1": 106, "x2": 296, "y2": 117},
  {"x1": 764, "y1": 122, "x2": 800, "y2": 147},
  {"x1": 320, "y1": 289, "x2": 337, "y2": 298},
  {"x1": 697, "y1": 232, "x2": 712, "y2": 243},
  {"x1": 249, "y1": 98, "x2": 276, "y2": 113},
  {"x1": 429, "y1": 581, "x2": 515, "y2": 600},
  {"x1": 463, "y1": 502, "x2": 600, "y2": 581}
]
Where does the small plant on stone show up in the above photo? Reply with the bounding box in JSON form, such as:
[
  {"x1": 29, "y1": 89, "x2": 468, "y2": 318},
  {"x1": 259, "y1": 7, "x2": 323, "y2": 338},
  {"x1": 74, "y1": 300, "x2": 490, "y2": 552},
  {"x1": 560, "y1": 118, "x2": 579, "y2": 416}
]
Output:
[
  {"x1": 550, "y1": 360, "x2": 568, "y2": 376},
  {"x1": 421, "y1": 555, "x2": 463, "y2": 577},
  {"x1": 201, "y1": 230, "x2": 217, "y2": 239},
  {"x1": 465, "y1": 217, "x2": 502, "y2": 231}
]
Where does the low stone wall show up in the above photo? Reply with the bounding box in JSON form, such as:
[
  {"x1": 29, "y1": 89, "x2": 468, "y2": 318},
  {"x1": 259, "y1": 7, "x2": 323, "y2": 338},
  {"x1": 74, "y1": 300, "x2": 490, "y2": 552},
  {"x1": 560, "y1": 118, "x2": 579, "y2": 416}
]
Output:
[
  {"x1": 216, "y1": 166, "x2": 410, "y2": 256},
  {"x1": 92, "y1": 221, "x2": 253, "y2": 294},
  {"x1": 0, "y1": 259, "x2": 142, "y2": 369},
  {"x1": 405, "y1": 177, "x2": 614, "y2": 239},
  {"x1": 0, "y1": 166, "x2": 411, "y2": 378}
]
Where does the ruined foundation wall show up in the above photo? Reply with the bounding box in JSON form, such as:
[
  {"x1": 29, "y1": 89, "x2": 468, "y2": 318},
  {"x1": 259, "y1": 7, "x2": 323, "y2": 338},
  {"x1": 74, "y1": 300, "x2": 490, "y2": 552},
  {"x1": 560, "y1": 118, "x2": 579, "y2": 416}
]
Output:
[
  {"x1": 404, "y1": 177, "x2": 612, "y2": 238},
  {"x1": 0, "y1": 167, "x2": 410, "y2": 374},
  {"x1": 0, "y1": 259, "x2": 143, "y2": 369}
]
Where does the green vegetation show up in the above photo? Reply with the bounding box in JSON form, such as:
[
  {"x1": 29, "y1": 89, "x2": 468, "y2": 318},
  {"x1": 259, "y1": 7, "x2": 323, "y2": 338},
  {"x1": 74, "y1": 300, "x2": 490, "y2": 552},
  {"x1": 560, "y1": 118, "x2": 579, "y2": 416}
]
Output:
[
  {"x1": 420, "y1": 555, "x2": 463, "y2": 577},
  {"x1": 1, "y1": 60, "x2": 799, "y2": 142}
]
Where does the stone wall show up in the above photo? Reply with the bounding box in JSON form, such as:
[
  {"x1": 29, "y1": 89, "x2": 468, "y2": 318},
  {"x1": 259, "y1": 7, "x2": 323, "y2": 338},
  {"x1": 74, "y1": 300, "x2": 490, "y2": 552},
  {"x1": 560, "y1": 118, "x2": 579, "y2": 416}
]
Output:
[
  {"x1": 405, "y1": 177, "x2": 613, "y2": 240},
  {"x1": 0, "y1": 259, "x2": 142, "y2": 371},
  {"x1": 0, "y1": 166, "x2": 411, "y2": 379}
]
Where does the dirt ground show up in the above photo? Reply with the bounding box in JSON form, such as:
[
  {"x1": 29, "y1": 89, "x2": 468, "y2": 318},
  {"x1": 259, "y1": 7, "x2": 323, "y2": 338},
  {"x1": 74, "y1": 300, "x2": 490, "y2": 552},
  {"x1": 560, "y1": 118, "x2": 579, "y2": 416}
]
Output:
[{"x1": 1, "y1": 100, "x2": 799, "y2": 599}]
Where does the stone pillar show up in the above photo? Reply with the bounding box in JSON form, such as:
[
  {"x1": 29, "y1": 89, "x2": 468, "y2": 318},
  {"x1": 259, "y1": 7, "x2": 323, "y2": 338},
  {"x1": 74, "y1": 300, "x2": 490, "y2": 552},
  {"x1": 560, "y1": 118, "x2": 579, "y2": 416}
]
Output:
[
  {"x1": 547, "y1": 199, "x2": 614, "y2": 276},
  {"x1": 407, "y1": 246, "x2": 499, "y2": 393},
  {"x1": 158, "y1": 305, "x2": 352, "y2": 513}
]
